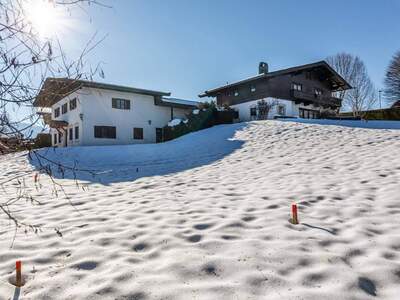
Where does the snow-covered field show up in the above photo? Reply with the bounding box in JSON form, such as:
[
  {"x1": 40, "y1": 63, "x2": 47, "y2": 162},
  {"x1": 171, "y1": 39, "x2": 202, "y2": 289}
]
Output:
[
  {"x1": 0, "y1": 120, "x2": 399, "y2": 299},
  {"x1": 279, "y1": 118, "x2": 400, "y2": 130}
]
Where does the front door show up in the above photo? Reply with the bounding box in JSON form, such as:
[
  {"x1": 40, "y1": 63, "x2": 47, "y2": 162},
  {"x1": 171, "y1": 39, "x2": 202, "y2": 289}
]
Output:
[
  {"x1": 64, "y1": 129, "x2": 68, "y2": 147},
  {"x1": 156, "y1": 128, "x2": 163, "y2": 143}
]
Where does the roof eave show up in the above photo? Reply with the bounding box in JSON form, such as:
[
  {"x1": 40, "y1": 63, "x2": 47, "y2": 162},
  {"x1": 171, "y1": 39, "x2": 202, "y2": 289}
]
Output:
[
  {"x1": 33, "y1": 78, "x2": 172, "y2": 108},
  {"x1": 200, "y1": 60, "x2": 352, "y2": 96},
  {"x1": 201, "y1": 73, "x2": 267, "y2": 96},
  {"x1": 82, "y1": 81, "x2": 171, "y2": 97}
]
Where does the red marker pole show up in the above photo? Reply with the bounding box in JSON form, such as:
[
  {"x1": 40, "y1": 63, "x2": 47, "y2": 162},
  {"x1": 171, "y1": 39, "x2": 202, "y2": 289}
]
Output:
[
  {"x1": 291, "y1": 204, "x2": 299, "y2": 224},
  {"x1": 16, "y1": 260, "x2": 22, "y2": 287}
]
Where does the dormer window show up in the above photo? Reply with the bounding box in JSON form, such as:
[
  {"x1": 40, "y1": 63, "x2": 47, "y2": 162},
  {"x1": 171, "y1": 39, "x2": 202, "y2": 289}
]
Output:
[{"x1": 292, "y1": 83, "x2": 302, "y2": 91}]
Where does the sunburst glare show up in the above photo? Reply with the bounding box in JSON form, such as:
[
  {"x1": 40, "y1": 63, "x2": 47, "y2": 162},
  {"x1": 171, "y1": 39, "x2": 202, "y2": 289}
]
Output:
[{"x1": 23, "y1": 0, "x2": 68, "y2": 38}]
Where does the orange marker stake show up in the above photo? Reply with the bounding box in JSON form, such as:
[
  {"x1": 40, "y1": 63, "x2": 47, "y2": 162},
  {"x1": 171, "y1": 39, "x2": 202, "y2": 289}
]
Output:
[
  {"x1": 16, "y1": 260, "x2": 22, "y2": 287},
  {"x1": 291, "y1": 204, "x2": 299, "y2": 224}
]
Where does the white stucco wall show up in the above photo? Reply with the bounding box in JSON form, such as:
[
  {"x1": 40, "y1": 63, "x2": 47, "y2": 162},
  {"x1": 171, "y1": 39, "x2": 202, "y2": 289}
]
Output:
[
  {"x1": 231, "y1": 97, "x2": 324, "y2": 122},
  {"x1": 50, "y1": 87, "x2": 191, "y2": 147},
  {"x1": 50, "y1": 91, "x2": 83, "y2": 147},
  {"x1": 231, "y1": 98, "x2": 295, "y2": 121}
]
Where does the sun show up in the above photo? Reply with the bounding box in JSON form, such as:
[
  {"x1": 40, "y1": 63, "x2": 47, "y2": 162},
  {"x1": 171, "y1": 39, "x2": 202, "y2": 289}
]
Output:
[{"x1": 24, "y1": 0, "x2": 63, "y2": 38}]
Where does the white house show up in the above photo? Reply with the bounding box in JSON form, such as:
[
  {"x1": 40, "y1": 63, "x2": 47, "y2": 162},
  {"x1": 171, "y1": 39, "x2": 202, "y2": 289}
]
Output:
[{"x1": 34, "y1": 78, "x2": 198, "y2": 147}]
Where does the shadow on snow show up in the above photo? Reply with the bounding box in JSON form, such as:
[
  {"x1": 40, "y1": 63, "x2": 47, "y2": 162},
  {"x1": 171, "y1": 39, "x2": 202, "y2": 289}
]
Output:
[{"x1": 29, "y1": 123, "x2": 247, "y2": 185}]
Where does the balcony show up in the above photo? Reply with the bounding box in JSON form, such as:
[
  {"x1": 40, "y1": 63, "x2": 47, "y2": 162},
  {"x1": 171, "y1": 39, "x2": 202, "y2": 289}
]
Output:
[{"x1": 291, "y1": 90, "x2": 342, "y2": 107}]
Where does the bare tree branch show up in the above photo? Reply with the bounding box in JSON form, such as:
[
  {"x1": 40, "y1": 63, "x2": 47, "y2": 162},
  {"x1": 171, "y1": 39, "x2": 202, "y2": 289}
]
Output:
[
  {"x1": 327, "y1": 53, "x2": 376, "y2": 116},
  {"x1": 384, "y1": 51, "x2": 400, "y2": 106},
  {"x1": 0, "y1": 0, "x2": 107, "y2": 244}
]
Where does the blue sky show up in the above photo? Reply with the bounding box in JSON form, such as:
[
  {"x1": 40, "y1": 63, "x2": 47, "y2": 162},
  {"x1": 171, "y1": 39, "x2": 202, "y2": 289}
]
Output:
[{"x1": 54, "y1": 0, "x2": 400, "y2": 104}]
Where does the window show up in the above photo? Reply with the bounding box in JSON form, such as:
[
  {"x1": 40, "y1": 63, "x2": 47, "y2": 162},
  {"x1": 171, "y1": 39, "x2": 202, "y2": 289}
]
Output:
[
  {"x1": 299, "y1": 108, "x2": 319, "y2": 119},
  {"x1": 70, "y1": 98, "x2": 77, "y2": 110},
  {"x1": 75, "y1": 126, "x2": 79, "y2": 140},
  {"x1": 306, "y1": 71, "x2": 312, "y2": 80},
  {"x1": 58, "y1": 132, "x2": 62, "y2": 143},
  {"x1": 112, "y1": 98, "x2": 130, "y2": 110},
  {"x1": 250, "y1": 107, "x2": 257, "y2": 116},
  {"x1": 277, "y1": 105, "x2": 286, "y2": 116},
  {"x1": 94, "y1": 126, "x2": 116, "y2": 139},
  {"x1": 62, "y1": 103, "x2": 68, "y2": 114},
  {"x1": 133, "y1": 127, "x2": 144, "y2": 140},
  {"x1": 250, "y1": 85, "x2": 256, "y2": 92},
  {"x1": 234, "y1": 90, "x2": 239, "y2": 97},
  {"x1": 53, "y1": 134, "x2": 57, "y2": 145},
  {"x1": 314, "y1": 88, "x2": 323, "y2": 96},
  {"x1": 291, "y1": 83, "x2": 302, "y2": 91},
  {"x1": 54, "y1": 107, "x2": 60, "y2": 118},
  {"x1": 69, "y1": 128, "x2": 73, "y2": 141}
]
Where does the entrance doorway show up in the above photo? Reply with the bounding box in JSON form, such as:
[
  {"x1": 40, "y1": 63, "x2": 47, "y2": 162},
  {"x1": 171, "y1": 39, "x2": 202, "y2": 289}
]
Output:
[{"x1": 156, "y1": 128, "x2": 163, "y2": 143}]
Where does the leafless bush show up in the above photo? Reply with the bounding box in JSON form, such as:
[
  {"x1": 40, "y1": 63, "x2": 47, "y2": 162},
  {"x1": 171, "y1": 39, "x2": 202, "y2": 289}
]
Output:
[{"x1": 256, "y1": 99, "x2": 278, "y2": 120}]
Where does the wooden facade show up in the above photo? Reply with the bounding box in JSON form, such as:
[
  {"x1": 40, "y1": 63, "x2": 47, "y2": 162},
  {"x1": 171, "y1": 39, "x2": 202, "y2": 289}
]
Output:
[{"x1": 200, "y1": 61, "x2": 351, "y2": 111}]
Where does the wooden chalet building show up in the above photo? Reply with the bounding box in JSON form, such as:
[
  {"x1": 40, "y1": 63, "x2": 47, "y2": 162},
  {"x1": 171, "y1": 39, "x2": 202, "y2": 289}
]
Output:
[{"x1": 200, "y1": 61, "x2": 352, "y2": 121}]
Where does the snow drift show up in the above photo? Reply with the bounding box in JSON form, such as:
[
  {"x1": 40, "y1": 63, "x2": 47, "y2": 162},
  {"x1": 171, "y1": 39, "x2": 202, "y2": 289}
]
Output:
[{"x1": 1, "y1": 120, "x2": 400, "y2": 299}]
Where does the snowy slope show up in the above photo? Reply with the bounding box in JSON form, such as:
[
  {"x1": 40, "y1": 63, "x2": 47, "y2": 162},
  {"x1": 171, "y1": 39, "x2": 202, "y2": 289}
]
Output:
[
  {"x1": 279, "y1": 118, "x2": 400, "y2": 130},
  {"x1": 1, "y1": 120, "x2": 400, "y2": 299}
]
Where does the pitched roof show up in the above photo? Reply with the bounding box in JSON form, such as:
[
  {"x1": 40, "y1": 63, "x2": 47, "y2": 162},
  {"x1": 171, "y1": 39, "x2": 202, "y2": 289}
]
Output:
[
  {"x1": 34, "y1": 78, "x2": 171, "y2": 107},
  {"x1": 161, "y1": 97, "x2": 198, "y2": 108},
  {"x1": 199, "y1": 60, "x2": 352, "y2": 97}
]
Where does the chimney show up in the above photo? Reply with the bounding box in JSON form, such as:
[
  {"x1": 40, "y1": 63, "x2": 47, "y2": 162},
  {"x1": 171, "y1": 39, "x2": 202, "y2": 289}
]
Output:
[{"x1": 259, "y1": 62, "x2": 268, "y2": 74}]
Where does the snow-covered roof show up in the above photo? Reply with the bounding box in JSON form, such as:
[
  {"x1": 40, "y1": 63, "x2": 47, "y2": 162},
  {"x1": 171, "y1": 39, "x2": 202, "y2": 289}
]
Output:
[{"x1": 162, "y1": 97, "x2": 199, "y2": 108}]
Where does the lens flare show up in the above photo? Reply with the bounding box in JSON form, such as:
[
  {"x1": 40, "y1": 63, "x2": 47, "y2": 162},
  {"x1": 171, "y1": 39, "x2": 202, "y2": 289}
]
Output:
[{"x1": 24, "y1": 0, "x2": 64, "y2": 38}]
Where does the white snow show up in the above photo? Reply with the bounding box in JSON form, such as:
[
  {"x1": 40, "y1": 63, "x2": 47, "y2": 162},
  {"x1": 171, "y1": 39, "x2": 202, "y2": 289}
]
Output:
[
  {"x1": 279, "y1": 118, "x2": 400, "y2": 130},
  {"x1": 192, "y1": 109, "x2": 200, "y2": 115},
  {"x1": 162, "y1": 97, "x2": 198, "y2": 107},
  {"x1": 167, "y1": 118, "x2": 183, "y2": 127},
  {"x1": 1, "y1": 120, "x2": 400, "y2": 299}
]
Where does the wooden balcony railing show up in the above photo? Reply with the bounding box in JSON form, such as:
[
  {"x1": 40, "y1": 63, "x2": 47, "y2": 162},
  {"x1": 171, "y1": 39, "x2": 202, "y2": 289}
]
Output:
[{"x1": 291, "y1": 90, "x2": 342, "y2": 107}]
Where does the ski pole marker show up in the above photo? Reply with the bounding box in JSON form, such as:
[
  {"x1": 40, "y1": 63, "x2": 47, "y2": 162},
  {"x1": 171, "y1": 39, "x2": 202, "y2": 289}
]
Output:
[
  {"x1": 16, "y1": 260, "x2": 22, "y2": 287},
  {"x1": 291, "y1": 204, "x2": 299, "y2": 224}
]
